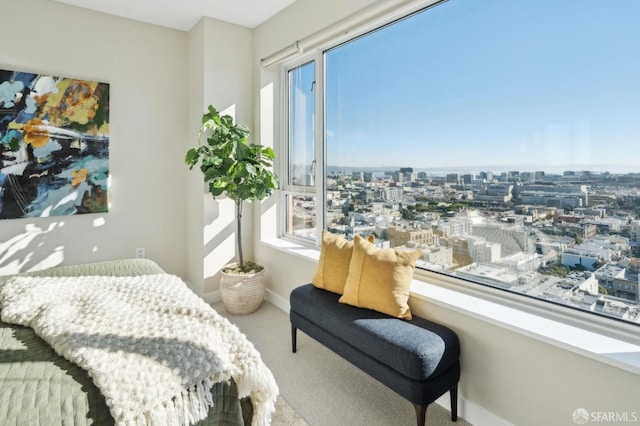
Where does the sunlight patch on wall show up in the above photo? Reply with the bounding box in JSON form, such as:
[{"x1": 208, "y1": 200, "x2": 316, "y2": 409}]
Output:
[
  {"x1": 204, "y1": 232, "x2": 235, "y2": 280},
  {"x1": 0, "y1": 222, "x2": 65, "y2": 274},
  {"x1": 260, "y1": 82, "x2": 276, "y2": 242},
  {"x1": 27, "y1": 246, "x2": 64, "y2": 272},
  {"x1": 220, "y1": 105, "x2": 236, "y2": 121},
  {"x1": 107, "y1": 175, "x2": 112, "y2": 210},
  {"x1": 260, "y1": 82, "x2": 274, "y2": 149},
  {"x1": 204, "y1": 197, "x2": 235, "y2": 246},
  {"x1": 261, "y1": 201, "x2": 278, "y2": 241}
]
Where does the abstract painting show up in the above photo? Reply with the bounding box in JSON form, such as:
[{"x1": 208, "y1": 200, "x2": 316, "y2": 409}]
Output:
[{"x1": 0, "y1": 69, "x2": 109, "y2": 219}]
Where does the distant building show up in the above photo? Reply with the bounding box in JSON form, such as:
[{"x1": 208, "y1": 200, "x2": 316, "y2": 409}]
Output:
[
  {"x1": 474, "y1": 184, "x2": 513, "y2": 203},
  {"x1": 589, "y1": 217, "x2": 625, "y2": 233},
  {"x1": 560, "y1": 223, "x2": 598, "y2": 239},
  {"x1": 392, "y1": 171, "x2": 404, "y2": 183},
  {"x1": 519, "y1": 184, "x2": 588, "y2": 207},
  {"x1": 631, "y1": 220, "x2": 640, "y2": 243},
  {"x1": 386, "y1": 225, "x2": 437, "y2": 248},
  {"x1": 520, "y1": 172, "x2": 535, "y2": 183},
  {"x1": 498, "y1": 252, "x2": 541, "y2": 273},
  {"x1": 479, "y1": 171, "x2": 493, "y2": 182},
  {"x1": 471, "y1": 223, "x2": 535, "y2": 257},
  {"x1": 437, "y1": 217, "x2": 473, "y2": 237},
  {"x1": 562, "y1": 250, "x2": 602, "y2": 271},
  {"x1": 446, "y1": 173, "x2": 461, "y2": 184},
  {"x1": 455, "y1": 263, "x2": 518, "y2": 288},
  {"x1": 409, "y1": 245, "x2": 453, "y2": 266},
  {"x1": 380, "y1": 187, "x2": 404, "y2": 201},
  {"x1": 575, "y1": 207, "x2": 606, "y2": 218},
  {"x1": 595, "y1": 263, "x2": 639, "y2": 302},
  {"x1": 467, "y1": 237, "x2": 501, "y2": 263}
]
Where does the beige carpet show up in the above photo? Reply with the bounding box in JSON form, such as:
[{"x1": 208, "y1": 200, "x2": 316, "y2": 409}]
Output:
[
  {"x1": 216, "y1": 301, "x2": 470, "y2": 426},
  {"x1": 273, "y1": 396, "x2": 309, "y2": 425}
]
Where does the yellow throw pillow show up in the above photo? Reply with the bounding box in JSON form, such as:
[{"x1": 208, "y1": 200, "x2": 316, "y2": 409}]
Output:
[
  {"x1": 312, "y1": 231, "x2": 374, "y2": 295},
  {"x1": 339, "y1": 234, "x2": 420, "y2": 319}
]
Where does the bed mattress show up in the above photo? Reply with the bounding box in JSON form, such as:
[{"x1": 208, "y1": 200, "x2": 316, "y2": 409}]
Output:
[{"x1": 0, "y1": 259, "x2": 249, "y2": 426}]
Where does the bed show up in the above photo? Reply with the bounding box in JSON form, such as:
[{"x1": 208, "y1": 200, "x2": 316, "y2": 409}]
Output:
[{"x1": 0, "y1": 259, "x2": 276, "y2": 425}]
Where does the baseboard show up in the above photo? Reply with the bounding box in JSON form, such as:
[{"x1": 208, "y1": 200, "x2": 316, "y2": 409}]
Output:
[
  {"x1": 265, "y1": 289, "x2": 290, "y2": 313},
  {"x1": 434, "y1": 392, "x2": 513, "y2": 426},
  {"x1": 205, "y1": 290, "x2": 286, "y2": 310}
]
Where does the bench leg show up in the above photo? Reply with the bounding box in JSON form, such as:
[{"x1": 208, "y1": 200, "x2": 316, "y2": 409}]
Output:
[
  {"x1": 413, "y1": 403, "x2": 427, "y2": 426},
  {"x1": 291, "y1": 324, "x2": 297, "y2": 353},
  {"x1": 450, "y1": 384, "x2": 458, "y2": 422}
]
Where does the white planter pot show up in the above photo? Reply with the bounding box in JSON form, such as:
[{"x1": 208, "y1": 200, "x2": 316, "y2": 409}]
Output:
[{"x1": 219, "y1": 264, "x2": 266, "y2": 314}]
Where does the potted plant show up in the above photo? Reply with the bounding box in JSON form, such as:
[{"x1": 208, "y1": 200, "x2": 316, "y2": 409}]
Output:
[{"x1": 185, "y1": 105, "x2": 279, "y2": 314}]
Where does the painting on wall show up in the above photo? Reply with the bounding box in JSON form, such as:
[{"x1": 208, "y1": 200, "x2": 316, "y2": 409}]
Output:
[{"x1": 0, "y1": 69, "x2": 109, "y2": 219}]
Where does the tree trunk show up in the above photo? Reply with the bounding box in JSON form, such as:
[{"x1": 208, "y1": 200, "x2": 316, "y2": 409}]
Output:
[{"x1": 236, "y1": 200, "x2": 244, "y2": 270}]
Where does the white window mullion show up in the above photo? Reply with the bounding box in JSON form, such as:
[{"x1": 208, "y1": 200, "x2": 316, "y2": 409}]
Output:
[{"x1": 315, "y1": 51, "x2": 326, "y2": 245}]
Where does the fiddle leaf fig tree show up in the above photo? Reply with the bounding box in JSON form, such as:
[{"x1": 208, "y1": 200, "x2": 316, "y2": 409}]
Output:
[{"x1": 185, "y1": 105, "x2": 279, "y2": 273}]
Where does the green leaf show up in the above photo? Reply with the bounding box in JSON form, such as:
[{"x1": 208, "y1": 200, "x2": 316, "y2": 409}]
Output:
[
  {"x1": 201, "y1": 118, "x2": 216, "y2": 130},
  {"x1": 204, "y1": 168, "x2": 220, "y2": 181},
  {"x1": 255, "y1": 187, "x2": 268, "y2": 199},
  {"x1": 261, "y1": 146, "x2": 275, "y2": 159},
  {"x1": 233, "y1": 163, "x2": 248, "y2": 178},
  {"x1": 185, "y1": 148, "x2": 199, "y2": 167},
  {"x1": 209, "y1": 184, "x2": 225, "y2": 197},
  {"x1": 221, "y1": 115, "x2": 234, "y2": 127},
  {"x1": 212, "y1": 179, "x2": 228, "y2": 189},
  {"x1": 236, "y1": 142, "x2": 251, "y2": 160}
]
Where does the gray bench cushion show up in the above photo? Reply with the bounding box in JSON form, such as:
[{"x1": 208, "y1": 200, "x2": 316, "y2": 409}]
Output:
[{"x1": 290, "y1": 284, "x2": 460, "y2": 381}]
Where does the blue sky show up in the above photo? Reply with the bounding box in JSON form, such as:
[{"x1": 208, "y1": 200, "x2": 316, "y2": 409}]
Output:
[{"x1": 323, "y1": 0, "x2": 640, "y2": 173}]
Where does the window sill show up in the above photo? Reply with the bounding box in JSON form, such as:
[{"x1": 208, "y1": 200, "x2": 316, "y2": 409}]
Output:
[
  {"x1": 262, "y1": 237, "x2": 640, "y2": 376},
  {"x1": 409, "y1": 280, "x2": 640, "y2": 375}
]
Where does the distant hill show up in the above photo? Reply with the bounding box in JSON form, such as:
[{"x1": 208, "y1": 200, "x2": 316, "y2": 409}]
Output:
[{"x1": 327, "y1": 164, "x2": 634, "y2": 175}]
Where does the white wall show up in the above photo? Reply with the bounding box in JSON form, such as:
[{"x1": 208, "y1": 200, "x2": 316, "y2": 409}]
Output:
[
  {"x1": 253, "y1": 1, "x2": 640, "y2": 425},
  {"x1": 0, "y1": 0, "x2": 260, "y2": 295},
  {"x1": 185, "y1": 17, "x2": 254, "y2": 296},
  {"x1": 0, "y1": 0, "x2": 189, "y2": 278},
  {"x1": 186, "y1": 19, "x2": 207, "y2": 294}
]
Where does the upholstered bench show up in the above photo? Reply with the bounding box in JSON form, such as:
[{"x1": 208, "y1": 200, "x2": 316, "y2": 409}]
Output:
[{"x1": 290, "y1": 283, "x2": 460, "y2": 425}]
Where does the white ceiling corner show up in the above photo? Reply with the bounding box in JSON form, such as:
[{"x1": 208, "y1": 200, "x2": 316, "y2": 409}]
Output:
[{"x1": 50, "y1": 0, "x2": 297, "y2": 30}]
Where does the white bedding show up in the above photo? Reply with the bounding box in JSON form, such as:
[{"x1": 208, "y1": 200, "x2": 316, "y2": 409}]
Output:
[{"x1": 0, "y1": 273, "x2": 278, "y2": 426}]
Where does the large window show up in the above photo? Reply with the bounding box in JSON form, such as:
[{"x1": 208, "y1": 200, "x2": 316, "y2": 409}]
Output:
[{"x1": 285, "y1": 0, "x2": 640, "y2": 327}]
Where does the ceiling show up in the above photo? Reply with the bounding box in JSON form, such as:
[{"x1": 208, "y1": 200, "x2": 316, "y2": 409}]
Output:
[{"x1": 51, "y1": 0, "x2": 298, "y2": 30}]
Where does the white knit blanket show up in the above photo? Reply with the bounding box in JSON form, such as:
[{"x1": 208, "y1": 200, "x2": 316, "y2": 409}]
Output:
[{"x1": 0, "y1": 273, "x2": 278, "y2": 426}]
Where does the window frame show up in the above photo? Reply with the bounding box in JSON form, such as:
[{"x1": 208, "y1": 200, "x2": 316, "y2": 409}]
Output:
[
  {"x1": 280, "y1": 53, "x2": 325, "y2": 245},
  {"x1": 277, "y1": 1, "x2": 640, "y2": 345}
]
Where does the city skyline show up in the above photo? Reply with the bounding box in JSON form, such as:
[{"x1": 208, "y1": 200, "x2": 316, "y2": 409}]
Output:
[
  {"x1": 326, "y1": 163, "x2": 640, "y2": 176},
  {"x1": 316, "y1": 158, "x2": 640, "y2": 325}
]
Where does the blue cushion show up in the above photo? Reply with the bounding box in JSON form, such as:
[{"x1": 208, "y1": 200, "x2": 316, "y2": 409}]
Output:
[{"x1": 290, "y1": 284, "x2": 460, "y2": 381}]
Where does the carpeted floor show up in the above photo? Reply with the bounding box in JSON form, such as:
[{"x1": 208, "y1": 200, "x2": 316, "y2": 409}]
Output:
[
  {"x1": 216, "y1": 301, "x2": 471, "y2": 426},
  {"x1": 273, "y1": 396, "x2": 309, "y2": 425}
]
